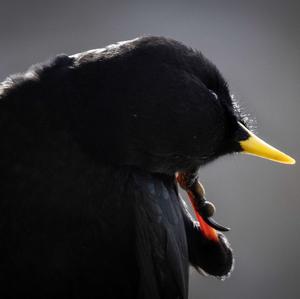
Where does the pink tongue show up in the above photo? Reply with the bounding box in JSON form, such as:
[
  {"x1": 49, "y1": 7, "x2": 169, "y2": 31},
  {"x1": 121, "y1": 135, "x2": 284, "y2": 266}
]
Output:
[{"x1": 187, "y1": 191, "x2": 219, "y2": 242}]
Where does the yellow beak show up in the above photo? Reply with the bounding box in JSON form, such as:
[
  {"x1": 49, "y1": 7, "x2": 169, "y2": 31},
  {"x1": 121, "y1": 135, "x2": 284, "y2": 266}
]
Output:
[{"x1": 238, "y1": 122, "x2": 296, "y2": 165}]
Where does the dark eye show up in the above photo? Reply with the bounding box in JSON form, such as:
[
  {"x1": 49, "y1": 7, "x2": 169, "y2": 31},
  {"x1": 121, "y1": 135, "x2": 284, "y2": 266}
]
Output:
[{"x1": 208, "y1": 89, "x2": 218, "y2": 100}]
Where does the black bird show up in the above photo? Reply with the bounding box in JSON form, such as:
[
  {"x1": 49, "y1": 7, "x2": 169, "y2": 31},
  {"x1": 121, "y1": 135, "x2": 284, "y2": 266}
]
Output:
[{"x1": 0, "y1": 36, "x2": 295, "y2": 299}]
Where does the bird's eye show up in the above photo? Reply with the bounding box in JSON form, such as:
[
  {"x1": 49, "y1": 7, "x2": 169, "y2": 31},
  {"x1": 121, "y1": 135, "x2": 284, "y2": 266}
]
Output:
[{"x1": 208, "y1": 89, "x2": 218, "y2": 100}]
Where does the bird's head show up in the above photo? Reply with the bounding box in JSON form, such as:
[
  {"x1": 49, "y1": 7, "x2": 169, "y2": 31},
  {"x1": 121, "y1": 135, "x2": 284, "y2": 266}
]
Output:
[
  {"x1": 100, "y1": 37, "x2": 295, "y2": 174},
  {"x1": 72, "y1": 36, "x2": 295, "y2": 173}
]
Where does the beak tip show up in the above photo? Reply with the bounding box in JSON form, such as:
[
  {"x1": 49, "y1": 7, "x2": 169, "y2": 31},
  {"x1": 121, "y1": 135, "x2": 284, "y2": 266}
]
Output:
[
  {"x1": 287, "y1": 158, "x2": 296, "y2": 165},
  {"x1": 268, "y1": 153, "x2": 296, "y2": 165}
]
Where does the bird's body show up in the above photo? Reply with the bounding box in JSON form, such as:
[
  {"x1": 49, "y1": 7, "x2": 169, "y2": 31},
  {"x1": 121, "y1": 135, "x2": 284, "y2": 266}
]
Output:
[
  {"x1": 0, "y1": 36, "x2": 292, "y2": 298},
  {"x1": 0, "y1": 37, "x2": 234, "y2": 298}
]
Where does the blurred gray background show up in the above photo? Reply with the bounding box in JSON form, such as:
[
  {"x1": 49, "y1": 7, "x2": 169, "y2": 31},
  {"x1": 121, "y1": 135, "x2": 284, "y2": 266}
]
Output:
[{"x1": 1, "y1": 0, "x2": 299, "y2": 298}]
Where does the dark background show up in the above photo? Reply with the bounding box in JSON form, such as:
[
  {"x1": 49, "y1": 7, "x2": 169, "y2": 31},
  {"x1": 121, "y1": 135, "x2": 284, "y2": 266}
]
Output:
[{"x1": 1, "y1": 0, "x2": 299, "y2": 298}]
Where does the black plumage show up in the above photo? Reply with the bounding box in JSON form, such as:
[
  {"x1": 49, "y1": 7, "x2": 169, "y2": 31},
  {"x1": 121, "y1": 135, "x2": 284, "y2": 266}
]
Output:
[{"x1": 0, "y1": 36, "x2": 245, "y2": 298}]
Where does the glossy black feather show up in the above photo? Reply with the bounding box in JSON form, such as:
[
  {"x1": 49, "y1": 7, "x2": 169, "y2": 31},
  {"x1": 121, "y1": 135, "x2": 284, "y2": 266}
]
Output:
[
  {"x1": 0, "y1": 36, "x2": 236, "y2": 298},
  {"x1": 132, "y1": 171, "x2": 189, "y2": 299}
]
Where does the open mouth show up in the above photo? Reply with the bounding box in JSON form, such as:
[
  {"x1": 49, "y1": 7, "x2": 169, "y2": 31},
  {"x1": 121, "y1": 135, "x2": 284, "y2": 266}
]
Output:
[{"x1": 176, "y1": 171, "x2": 228, "y2": 242}]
